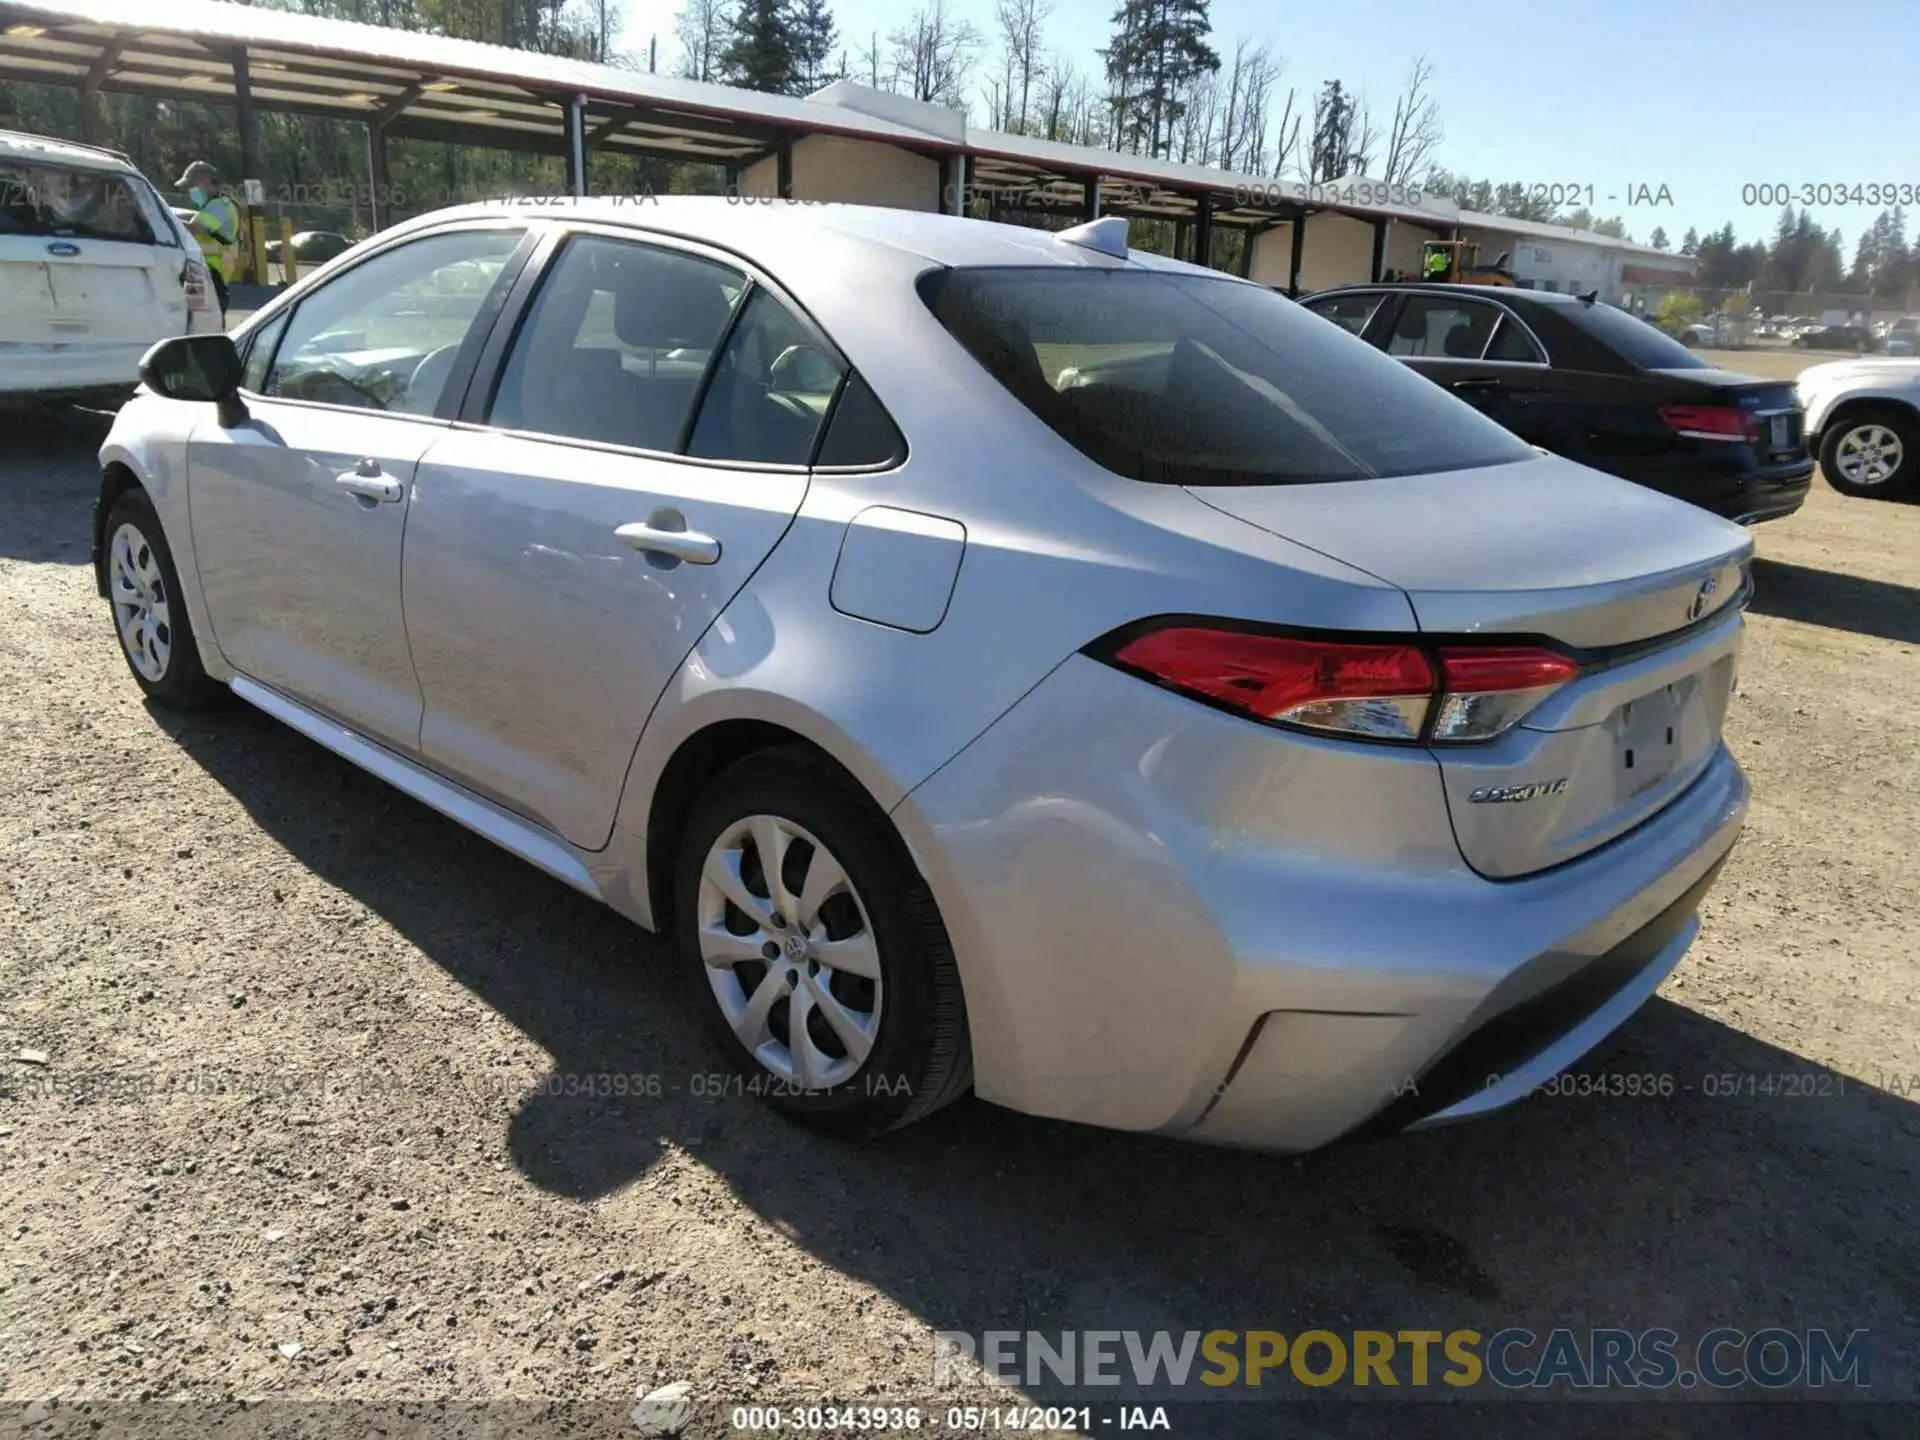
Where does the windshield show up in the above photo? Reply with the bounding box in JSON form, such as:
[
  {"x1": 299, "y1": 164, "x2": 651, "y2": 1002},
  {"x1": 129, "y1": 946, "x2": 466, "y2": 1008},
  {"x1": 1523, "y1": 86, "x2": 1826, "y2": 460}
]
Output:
[
  {"x1": 1564, "y1": 299, "x2": 1713, "y2": 370},
  {"x1": 0, "y1": 160, "x2": 157, "y2": 243},
  {"x1": 920, "y1": 266, "x2": 1536, "y2": 485}
]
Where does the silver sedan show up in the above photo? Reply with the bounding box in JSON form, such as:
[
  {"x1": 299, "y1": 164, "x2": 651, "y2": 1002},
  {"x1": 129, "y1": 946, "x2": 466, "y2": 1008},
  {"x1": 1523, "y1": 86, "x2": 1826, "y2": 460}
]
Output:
[{"x1": 95, "y1": 198, "x2": 1751, "y2": 1149}]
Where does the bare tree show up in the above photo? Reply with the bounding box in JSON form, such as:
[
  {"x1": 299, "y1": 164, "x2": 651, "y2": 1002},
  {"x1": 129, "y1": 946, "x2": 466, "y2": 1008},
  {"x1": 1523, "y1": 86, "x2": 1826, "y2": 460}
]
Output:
[
  {"x1": 674, "y1": 0, "x2": 726, "y2": 82},
  {"x1": 1378, "y1": 55, "x2": 1442, "y2": 186},
  {"x1": 1216, "y1": 38, "x2": 1281, "y2": 173},
  {"x1": 888, "y1": 1, "x2": 983, "y2": 108},
  {"x1": 856, "y1": 31, "x2": 888, "y2": 89},
  {"x1": 1264, "y1": 85, "x2": 1304, "y2": 177},
  {"x1": 993, "y1": 0, "x2": 1050, "y2": 134}
]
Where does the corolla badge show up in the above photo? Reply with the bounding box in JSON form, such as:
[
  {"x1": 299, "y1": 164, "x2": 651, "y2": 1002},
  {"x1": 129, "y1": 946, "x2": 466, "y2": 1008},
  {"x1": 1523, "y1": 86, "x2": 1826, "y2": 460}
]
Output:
[
  {"x1": 1686, "y1": 573, "x2": 1720, "y2": 621},
  {"x1": 1468, "y1": 778, "x2": 1569, "y2": 804},
  {"x1": 46, "y1": 241, "x2": 81, "y2": 257}
]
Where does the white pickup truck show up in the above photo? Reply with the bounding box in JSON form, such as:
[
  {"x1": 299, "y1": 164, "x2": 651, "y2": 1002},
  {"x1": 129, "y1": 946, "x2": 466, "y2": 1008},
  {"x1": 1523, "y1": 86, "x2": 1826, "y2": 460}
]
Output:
[{"x1": 1, "y1": 129, "x2": 223, "y2": 408}]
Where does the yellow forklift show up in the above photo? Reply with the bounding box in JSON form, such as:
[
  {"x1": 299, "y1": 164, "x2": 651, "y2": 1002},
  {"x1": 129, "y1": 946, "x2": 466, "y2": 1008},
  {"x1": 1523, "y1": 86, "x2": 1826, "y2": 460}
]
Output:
[{"x1": 1419, "y1": 239, "x2": 1518, "y2": 286}]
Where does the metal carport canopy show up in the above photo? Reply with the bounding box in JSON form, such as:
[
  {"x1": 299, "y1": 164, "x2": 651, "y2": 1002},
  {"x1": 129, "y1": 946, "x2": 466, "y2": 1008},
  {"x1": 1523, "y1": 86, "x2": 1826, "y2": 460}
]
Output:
[{"x1": 0, "y1": 0, "x2": 1467, "y2": 243}]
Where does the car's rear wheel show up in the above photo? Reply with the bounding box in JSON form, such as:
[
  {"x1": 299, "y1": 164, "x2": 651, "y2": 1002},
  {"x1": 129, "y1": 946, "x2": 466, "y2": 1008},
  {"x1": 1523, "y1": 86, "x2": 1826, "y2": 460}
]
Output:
[
  {"x1": 104, "y1": 490, "x2": 224, "y2": 707},
  {"x1": 1820, "y1": 409, "x2": 1916, "y2": 499},
  {"x1": 673, "y1": 747, "x2": 971, "y2": 1137}
]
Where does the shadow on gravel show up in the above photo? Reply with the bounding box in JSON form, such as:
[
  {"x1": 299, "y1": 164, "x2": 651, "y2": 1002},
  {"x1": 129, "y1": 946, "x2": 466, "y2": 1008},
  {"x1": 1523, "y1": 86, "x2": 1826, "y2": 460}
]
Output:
[
  {"x1": 156, "y1": 701, "x2": 1920, "y2": 1438},
  {"x1": 0, "y1": 405, "x2": 113, "y2": 565},
  {"x1": 1749, "y1": 556, "x2": 1920, "y2": 646}
]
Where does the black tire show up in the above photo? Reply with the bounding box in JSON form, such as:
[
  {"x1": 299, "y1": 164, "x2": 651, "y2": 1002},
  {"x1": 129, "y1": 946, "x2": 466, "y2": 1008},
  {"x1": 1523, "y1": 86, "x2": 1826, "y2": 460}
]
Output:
[
  {"x1": 102, "y1": 489, "x2": 226, "y2": 707},
  {"x1": 1819, "y1": 407, "x2": 1918, "y2": 500},
  {"x1": 673, "y1": 746, "x2": 971, "y2": 1137}
]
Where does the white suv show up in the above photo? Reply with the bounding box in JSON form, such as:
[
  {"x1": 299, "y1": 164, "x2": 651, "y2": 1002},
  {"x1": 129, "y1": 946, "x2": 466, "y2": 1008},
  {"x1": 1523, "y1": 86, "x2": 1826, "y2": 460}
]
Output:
[{"x1": 1, "y1": 130, "x2": 222, "y2": 407}]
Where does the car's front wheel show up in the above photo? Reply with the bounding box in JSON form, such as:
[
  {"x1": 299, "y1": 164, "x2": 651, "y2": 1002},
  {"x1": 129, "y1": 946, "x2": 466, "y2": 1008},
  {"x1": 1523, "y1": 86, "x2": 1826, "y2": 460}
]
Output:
[
  {"x1": 673, "y1": 748, "x2": 971, "y2": 1137},
  {"x1": 103, "y1": 490, "x2": 225, "y2": 707},
  {"x1": 1820, "y1": 409, "x2": 1916, "y2": 499}
]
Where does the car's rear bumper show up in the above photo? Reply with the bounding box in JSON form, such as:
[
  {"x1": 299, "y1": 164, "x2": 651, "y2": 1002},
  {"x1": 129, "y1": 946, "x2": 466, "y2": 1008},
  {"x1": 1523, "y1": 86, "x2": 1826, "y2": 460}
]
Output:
[
  {"x1": 895, "y1": 654, "x2": 1747, "y2": 1151},
  {"x1": 0, "y1": 341, "x2": 148, "y2": 403},
  {"x1": 1687, "y1": 460, "x2": 1814, "y2": 524}
]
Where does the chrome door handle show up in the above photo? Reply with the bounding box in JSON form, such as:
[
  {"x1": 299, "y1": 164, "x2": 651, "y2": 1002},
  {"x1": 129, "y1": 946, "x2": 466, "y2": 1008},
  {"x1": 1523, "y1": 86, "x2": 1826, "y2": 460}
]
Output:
[
  {"x1": 615, "y1": 522, "x2": 721, "y2": 565},
  {"x1": 336, "y1": 469, "x2": 403, "y2": 503}
]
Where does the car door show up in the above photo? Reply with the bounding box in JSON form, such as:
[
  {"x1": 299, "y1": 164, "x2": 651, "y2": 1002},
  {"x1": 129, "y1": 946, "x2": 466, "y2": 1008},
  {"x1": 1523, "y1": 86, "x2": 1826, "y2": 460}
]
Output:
[
  {"x1": 401, "y1": 228, "x2": 845, "y2": 850},
  {"x1": 1376, "y1": 292, "x2": 1587, "y2": 450},
  {"x1": 186, "y1": 224, "x2": 530, "y2": 750}
]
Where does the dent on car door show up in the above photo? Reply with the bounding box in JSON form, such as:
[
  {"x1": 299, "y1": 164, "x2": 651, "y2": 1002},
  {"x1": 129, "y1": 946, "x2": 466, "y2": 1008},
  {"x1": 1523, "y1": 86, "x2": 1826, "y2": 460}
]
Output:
[
  {"x1": 185, "y1": 225, "x2": 528, "y2": 749},
  {"x1": 402, "y1": 231, "x2": 843, "y2": 850}
]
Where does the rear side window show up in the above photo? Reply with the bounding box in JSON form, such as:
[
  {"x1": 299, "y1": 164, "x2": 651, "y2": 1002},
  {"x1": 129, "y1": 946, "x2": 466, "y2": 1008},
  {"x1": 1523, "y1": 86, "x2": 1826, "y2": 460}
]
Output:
[
  {"x1": 1387, "y1": 296, "x2": 1500, "y2": 358},
  {"x1": 919, "y1": 268, "x2": 1534, "y2": 486},
  {"x1": 1302, "y1": 291, "x2": 1383, "y2": 336},
  {"x1": 489, "y1": 234, "x2": 741, "y2": 451},
  {"x1": 0, "y1": 159, "x2": 156, "y2": 243},
  {"x1": 815, "y1": 374, "x2": 906, "y2": 468},
  {"x1": 687, "y1": 287, "x2": 844, "y2": 465},
  {"x1": 1561, "y1": 299, "x2": 1712, "y2": 370},
  {"x1": 1486, "y1": 315, "x2": 1546, "y2": 363}
]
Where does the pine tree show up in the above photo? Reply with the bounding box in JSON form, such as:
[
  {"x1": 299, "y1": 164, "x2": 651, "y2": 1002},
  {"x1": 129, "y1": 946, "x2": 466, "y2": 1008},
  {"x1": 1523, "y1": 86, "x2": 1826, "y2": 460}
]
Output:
[
  {"x1": 792, "y1": 0, "x2": 840, "y2": 91},
  {"x1": 1679, "y1": 226, "x2": 1699, "y2": 257},
  {"x1": 721, "y1": 0, "x2": 802, "y2": 95},
  {"x1": 1100, "y1": 0, "x2": 1220, "y2": 158}
]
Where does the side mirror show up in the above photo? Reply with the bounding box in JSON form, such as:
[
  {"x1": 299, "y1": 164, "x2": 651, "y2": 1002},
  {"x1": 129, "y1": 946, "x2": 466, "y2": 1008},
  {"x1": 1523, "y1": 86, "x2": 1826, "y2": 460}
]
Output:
[{"x1": 139, "y1": 333, "x2": 249, "y2": 428}]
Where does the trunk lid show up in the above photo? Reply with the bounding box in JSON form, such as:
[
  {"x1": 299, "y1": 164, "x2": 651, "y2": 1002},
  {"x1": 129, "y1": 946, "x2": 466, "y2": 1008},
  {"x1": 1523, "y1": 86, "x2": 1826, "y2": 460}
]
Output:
[
  {"x1": 0, "y1": 237, "x2": 184, "y2": 347},
  {"x1": 1187, "y1": 454, "x2": 1751, "y2": 877}
]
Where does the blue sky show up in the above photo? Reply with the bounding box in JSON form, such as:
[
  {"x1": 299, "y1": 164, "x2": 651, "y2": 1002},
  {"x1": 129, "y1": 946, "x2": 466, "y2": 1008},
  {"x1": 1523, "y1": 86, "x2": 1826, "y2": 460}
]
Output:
[{"x1": 617, "y1": 0, "x2": 1913, "y2": 252}]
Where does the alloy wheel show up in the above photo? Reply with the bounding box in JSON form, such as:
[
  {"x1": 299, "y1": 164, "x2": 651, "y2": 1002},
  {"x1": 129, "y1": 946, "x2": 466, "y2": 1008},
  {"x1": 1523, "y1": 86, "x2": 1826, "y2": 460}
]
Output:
[
  {"x1": 1835, "y1": 424, "x2": 1904, "y2": 488},
  {"x1": 696, "y1": 814, "x2": 882, "y2": 1090},
  {"x1": 109, "y1": 521, "x2": 172, "y2": 681}
]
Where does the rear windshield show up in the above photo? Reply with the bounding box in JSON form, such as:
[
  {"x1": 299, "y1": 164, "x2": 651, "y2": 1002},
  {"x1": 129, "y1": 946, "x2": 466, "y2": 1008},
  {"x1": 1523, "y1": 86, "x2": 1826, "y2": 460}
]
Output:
[
  {"x1": 919, "y1": 267, "x2": 1535, "y2": 485},
  {"x1": 0, "y1": 160, "x2": 157, "y2": 244},
  {"x1": 1561, "y1": 300, "x2": 1712, "y2": 370}
]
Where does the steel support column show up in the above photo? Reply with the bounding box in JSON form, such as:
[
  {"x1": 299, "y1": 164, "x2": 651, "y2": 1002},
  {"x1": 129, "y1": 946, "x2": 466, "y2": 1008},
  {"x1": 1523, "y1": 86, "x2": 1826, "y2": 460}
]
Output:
[
  {"x1": 1194, "y1": 195, "x2": 1214, "y2": 269},
  {"x1": 365, "y1": 122, "x2": 390, "y2": 231},
  {"x1": 566, "y1": 93, "x2": 588, "y2": 198},
  {"x1": 1371, "y1": 217, "x2": 1390, "y2": 281},
  {"x1": 231, "y1": 47, "x2": 261, "y2": 188},
  {"x1": 1289, "y1": 213, "x2": 1307, "y2": 297}
]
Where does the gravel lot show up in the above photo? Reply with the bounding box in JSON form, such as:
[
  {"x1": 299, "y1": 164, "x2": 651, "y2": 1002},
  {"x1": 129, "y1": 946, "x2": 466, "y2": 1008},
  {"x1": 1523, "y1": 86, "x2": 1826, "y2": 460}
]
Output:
[{"x1": 3, "y1": 373, "x2": 1918, "y2": 1436}]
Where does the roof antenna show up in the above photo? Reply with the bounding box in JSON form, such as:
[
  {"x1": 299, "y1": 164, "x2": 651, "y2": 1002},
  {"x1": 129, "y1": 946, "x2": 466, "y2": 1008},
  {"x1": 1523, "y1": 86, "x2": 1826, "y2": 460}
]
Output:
[
  {"x1": 1056, "y1": 215, "x2": 1129, "y2": 259},
  {"x1": 1579, "y1": 288, "x2": 1598, "y2": 304}
]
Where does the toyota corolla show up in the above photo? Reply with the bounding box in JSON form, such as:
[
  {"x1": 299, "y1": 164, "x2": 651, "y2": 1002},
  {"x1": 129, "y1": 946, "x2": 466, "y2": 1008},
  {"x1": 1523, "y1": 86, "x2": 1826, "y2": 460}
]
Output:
[{"x1": 95, "y1": 198, "x2": 1750, "y2": 1149}]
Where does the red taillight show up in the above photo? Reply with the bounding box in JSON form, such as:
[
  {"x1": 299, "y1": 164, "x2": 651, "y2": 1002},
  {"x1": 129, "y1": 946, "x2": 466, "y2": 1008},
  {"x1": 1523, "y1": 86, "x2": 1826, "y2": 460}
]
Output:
[
  {"x1": 1432, "y1": 645, "x2": 1581, "y2": 743},
  {"x1": 1103, "y1": 627, "x2": 1579, "y2": 744},
  {"x1": 1659, "y1": 404, "x2": 1757, "y2": 443},
  {"x1": 1112, "y1": 628, "x2": 1437, "y2": 741},
  {"x1": 182, "y1": 254, "x2": 214, "y2": 313}
]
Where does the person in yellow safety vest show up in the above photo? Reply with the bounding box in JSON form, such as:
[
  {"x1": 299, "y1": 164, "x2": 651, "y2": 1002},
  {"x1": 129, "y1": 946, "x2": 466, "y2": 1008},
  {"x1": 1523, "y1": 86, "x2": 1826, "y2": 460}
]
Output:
[
  {"x1": 1424, "y1": 246, "x2": 1452, "y2": 282},
  {"x1": 175, "y1": 160, "x2": 241, "y2": 317}
]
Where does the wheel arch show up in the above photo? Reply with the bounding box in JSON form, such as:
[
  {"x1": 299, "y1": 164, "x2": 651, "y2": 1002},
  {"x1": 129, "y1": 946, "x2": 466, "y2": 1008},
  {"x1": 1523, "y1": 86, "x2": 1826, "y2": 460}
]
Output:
[
  {"x1": 1818, "y1": 394, "x2": 1920, "y2": 438},
  {"x1": 635, "y1": 707, "x2": 918, "y2": 936},
  {"x1": 93, "y1": 461, "x2": 145, "y2": 597}
]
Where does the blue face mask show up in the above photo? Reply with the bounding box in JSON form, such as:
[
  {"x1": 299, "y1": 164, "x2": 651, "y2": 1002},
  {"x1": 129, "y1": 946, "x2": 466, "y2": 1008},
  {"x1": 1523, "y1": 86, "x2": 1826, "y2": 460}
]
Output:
[{"x1": 189, "y1": 186, "x2": 208, "y2": 206}]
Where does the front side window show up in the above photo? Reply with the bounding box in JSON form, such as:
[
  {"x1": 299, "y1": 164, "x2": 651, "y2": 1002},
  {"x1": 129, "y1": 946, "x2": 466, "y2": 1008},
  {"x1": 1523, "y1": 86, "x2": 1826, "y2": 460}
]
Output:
[
  {"x1": 265, "y1": 228, "x2": 521, "y2": 414},
  {"x1": 0, "y1": 160, "x2": 155, "y2": 243},
  {"x1": 920, "y1": 267, "x2": 1534, "y2": 486},
  {"x1": 489, "y1": 234, "x2": 742, "y2": 451},
  {"x1": 240, "y1": 309, "x2": 291, "y2": 392},
  {"x1": 1303, "y1": 291, "x2": 1384, "y2": 336},
  {"x1": 687, "y1": 287, "x2": 845, "y2": 465},
  {"x1": 1386, "y1": 296, "x2": 1501, "y2": 358}
]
